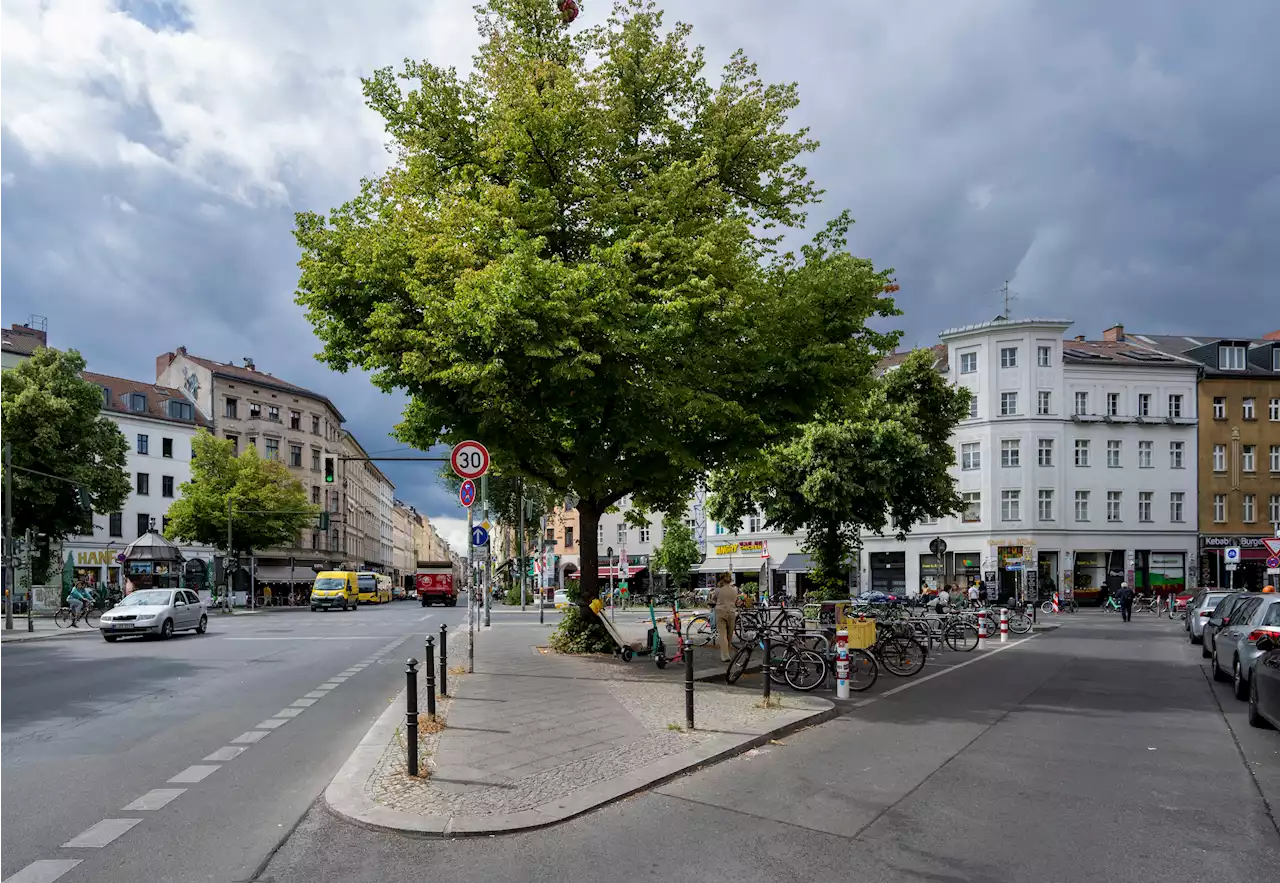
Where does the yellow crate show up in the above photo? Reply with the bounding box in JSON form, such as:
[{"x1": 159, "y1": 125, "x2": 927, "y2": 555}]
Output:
[{"x1": 840, "y1": 617, "x2": 876, "y2": 649}]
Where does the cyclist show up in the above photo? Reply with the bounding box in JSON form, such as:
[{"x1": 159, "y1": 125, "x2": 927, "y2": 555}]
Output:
[{"x1": 67, "y1": 584, "x2": 94, "y2": 627}]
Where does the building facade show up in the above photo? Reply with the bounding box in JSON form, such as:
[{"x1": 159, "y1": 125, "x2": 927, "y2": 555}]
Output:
[
  {"x1": 392, "y1": 502, "x2": 417, "y2": 584},
  {"x1": 1, "y1": 320, "x2": 48, "y2": 371}
]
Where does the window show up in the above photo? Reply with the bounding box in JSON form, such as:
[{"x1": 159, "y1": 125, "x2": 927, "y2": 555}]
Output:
[
  {"x1": 1243, "y1": 397, "x2": 1256, "y2": 420},
  {"x1": 617, "y1": 524, "x2": 627, "y2": 545},
  {"x1": 136, "y1": 473, "x2": 150, "y2": 495},
  {"x1": 1170, "y1": 492, "x2": 1185, "y2": 523},
  {"x1": 249, "y1": 402, "x2": 262, "y2": 419},
  {"x1": 1107, "y1": 440, "x2": 1122, "y2": 468},
  {"x1": 961, "y1": 442, "x2": 980, "y2": 470},
  {"x1": 1271, "y1": 445, "x2": 1280, "y2": 472},
  {"x1": 1038, "y1": 391, "x2": 1051, "y2": 415},
  {"x1": 1213, "y1": 397, "x2": 1226, "y2": 419},
  {"x1": 1001, "y1": 490, "x2": 1021, "y2": 521},
  {"x1": 713, "y1": 522, "x2": 726, "y2": 535},
  {"x1": 1213, "y1": 444, "x2": 1226, "y2": 472},
  {"x1": 225, "y1": 397, "x2": 238, "y2": 418},
  {"x1": 1242, "y1": 445, "x2": 1256, "y2": 473},
  {"x1": 290, "y1": 410, "x2": 301, "y2": 430},
  {"x1": 1074, "y1": 391, "x2": 1089, "y2": 416},
  {"x1": 637, "y1": 523, "x2": 649, "y2": 543},
  {"x1": 1074, "y1": 491, "x2": 1090, "y2": 522},
  {"x1": 109, "y1": 512, "x2": 122, "y2": 537},
  {"x1": 1001, "y1": 439, "x2": 1020, "y2": 467},
  {"x1": 1275, "y1": 349, "x2": 1280, "y2": 371},
  {"x1": 268, "y1": 405, "x2": 280, "y2": 422},
  {"x1": 1138, "y1": 491, "x2": 1152, "y2": 522},
  {"x1": 1107, "y1": 392, "x2": 1119, "y2": 416},
  {"x1": 1218, "y1": 344, "x2": 1246, "y2": 370},
  {"x1": 265, "y1": 439, "x2": 279, "y2": 460},
  {"x1": 1271, "y1": 398, "x2": 1280, "y2": 421},
  {"x1": 137, "y1": 434, "x2": 149, "y2": 455},
  {"x1": 162, "y1": 476, "x2": 174, "y2": 498},
  {"x1": 162, "y1": 437, "x2": 173, "y2": 459},
  {"x1": 137, "y1": 513, "x2": 150, "y2": 537},
  {"x1": 101, "y1": 386, "x2": 111, "y2": 406},
  {"x1": 1138, "y1": 440, "x2": 1152, "y2": 468},
  {"x1": 598, "y1": 523, "x2": 605, "y2": 545},
  {"x1": 1037, "y1": 346, "x2": 1051, "y2": 367},
  {"x1": 960, "y1": 352, "x2": 977, "y2": 374},
  {"x1": 748, "y1": 514, "x2": 763, "y2": 533},
  {"x1": 130, "y1": 393, "x2": 146, "y2": 412},
  {"x1": 565, "y1": 527, "x2": 575, "y2": 548},
  {"x1": 312, "y1": 486, "x2": 321, "y2": 505},
  {"x1": 289, "y1": 444, "x2": 303, "y2": 468},
  {"x1": 311, "y1": 415, "x2": 320, "y2": 434},
  {"x1": 1037, "y1": 489, "x2": 1053, "y2": 521},
  {"x1": 1001, "y1": 392, "x2": 1018, "y2": 416},
  {"x1": 968, "y1": 396, "x2": 978, "y2": 419},
  {"x1": 312, "y1": 449, "x2": 321, "y2": 472},
  {"x1": 312, "y1": 531, "x2": 319, "y2": 550},
  {"x1": 1170, "y1": 441, "x2": 1184, "y2": 469},
  {"x1": 1242, "y1": 493, "x2": 1256, "y2": 523},
  {"x1": 962, "y1": 492, "x2": 981, "y2": 522},
  {"x1": 1075, "y1": 439, "x2": 1090, "y2": 467},
  {"x1": 226, "y1": 433, "x2": 239, "y2": 454},
  {"x1": 1213, "y1": 494, "x2": 1226, "y2": 523},
  {"x1": 1168, "y1": 394, "x2": 1183, "y2": 418},
  {"x1": 1000, "y1": 347, "x2": 1017, "y2": 368},
  {"x1": 167, "y1": 400, "x2": 193, "y2": 421},
  {"x1": 1106, "y1": 491, "x2": 1122, "y2": 522},
  {"x1": 1270, "y1": 494, "x2": 1280, "y2": 524},
  {"x1": 1037, "y1": 439, "x2": 1054, "y2": 466},
  {"x1": 1138, "y1": 393, "x2": 1151, "y2": 417}
]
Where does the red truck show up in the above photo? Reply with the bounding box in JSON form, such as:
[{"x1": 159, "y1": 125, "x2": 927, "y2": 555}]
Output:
[{"x1": 415, "y1": 562, "x2": 458, "y2": 607}]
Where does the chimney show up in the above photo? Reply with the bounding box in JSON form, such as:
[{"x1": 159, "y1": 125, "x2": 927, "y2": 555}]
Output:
[
  {"x1": 243, "y1": 357, "x2": 256, "y2": 371},
  {"x1": 1102, "y1": 324, "x2": 1125, "y2": 342},
  {"x1": 1075, "y1": 335, "x2": 1086, "y2": 342},
  {"x1": 9, "y1": 323, "x2": 47, "y2": 345},
  {"x1": 156, "y1": 351, "x2": 175, "y2": 380},
  {"x1": 176, "y1": 345, "x2": 187, "y2": 355}
]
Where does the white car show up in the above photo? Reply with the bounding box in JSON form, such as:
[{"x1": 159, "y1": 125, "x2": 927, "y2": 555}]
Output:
[
  {"x1": 553, "y1": 590, "x2": 569, "y2": 609},
  {"x1": 99, "y1": 589, "x2": 208, "y2": 642}
]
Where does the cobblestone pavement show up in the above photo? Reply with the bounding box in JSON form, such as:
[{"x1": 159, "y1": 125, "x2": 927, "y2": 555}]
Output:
[{"x1": 364, "y1": 623, "x2": 825, "y2": 819}]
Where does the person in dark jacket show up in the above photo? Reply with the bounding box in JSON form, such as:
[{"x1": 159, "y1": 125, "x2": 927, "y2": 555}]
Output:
[{"x1": 1116, "y1": 582, "x2": 1135, "y2": 622}]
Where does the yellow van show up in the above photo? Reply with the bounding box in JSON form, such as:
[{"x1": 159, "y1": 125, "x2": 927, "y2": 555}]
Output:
[
  {"x1": 311, "y1": 571, "x2": 359, "y2": 611},
  {"x1": 356, "y1": 572, "x2": 393, "y2": 604}
]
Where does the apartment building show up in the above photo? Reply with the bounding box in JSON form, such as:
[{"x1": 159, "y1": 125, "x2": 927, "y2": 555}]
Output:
[{"x1": 1, "y1": 319, "x2": 48, "y2": 371}]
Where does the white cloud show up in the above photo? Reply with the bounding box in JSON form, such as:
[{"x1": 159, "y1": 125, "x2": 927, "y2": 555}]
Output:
[{"x1": 428, "y1": 516, "x2": 469, "y2": 557}]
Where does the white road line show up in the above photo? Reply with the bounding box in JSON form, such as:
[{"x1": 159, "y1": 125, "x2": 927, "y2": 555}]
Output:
[
  {"x1": 224, "y1": 636, "x2": 386, "y2": 641},
  {"x1": 418, "y1": 613, "x2": 435, "y2": 621},
  {"x1": 2, "y1": 859, "x2": 84, "y2": 883},
  {"x1": 291, "y1": 698, "x2": 317, "y2": 707},
  {"x1": 122, "y1": 788, "x2": 186, "y2": 811},
  {"x1": 330, "y1": 676, "x2": 349, "y2": 682},
  {"x1": 878, "y1": 635, "x2": 1039, "y2": 699},
  {"x1": 230, "y1": 730, "x2": 269, "y2": 744},
  {"x1": 274, "y1": 708, "x2": 304, "y2": 718},
  {"x1": 168, "y1": 765, "x2": 220, "y2": 783},
  {"x1": 303, "y1": 691, "x2": 328, "y2": 699},
  {"x1": 62, "y1": 818, "x2": 142, "y2": 848},
  {"x1": 257, "y1": 718, "x2": 290, "y2": 729},
  {"x1": 319, "y1": 682, "x2": 340, "y2": 689},
  {"x1": 203, "y1": 746, "x2": 246, "y2": 762}
]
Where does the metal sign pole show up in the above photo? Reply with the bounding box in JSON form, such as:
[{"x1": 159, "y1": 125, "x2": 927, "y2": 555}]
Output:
[
  {"x1": 518, "y1": 480, "x2": 526, "y2": 611},
  {"x1": 467, "y1": 500, "x2": 475, "y2": 672},
  {"x1": 482, "y1": 475, "x2": 491, "y2": 628},
  {"x1": 4, "y1": 442, "x2": 13, "y2": 630}
]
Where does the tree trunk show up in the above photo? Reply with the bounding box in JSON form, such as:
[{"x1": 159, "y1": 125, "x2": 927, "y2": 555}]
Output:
[{"x1": 576, "y1": 500, "x2": 600, "y2": 606}]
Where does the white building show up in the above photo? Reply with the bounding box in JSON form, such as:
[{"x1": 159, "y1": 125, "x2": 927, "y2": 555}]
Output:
[
  {"x1": 858, "y1": 317, "x2": 1200, "y2": 602},
  {"x1": 64, "y1": 372, "x2": 216, "y2": 591}
]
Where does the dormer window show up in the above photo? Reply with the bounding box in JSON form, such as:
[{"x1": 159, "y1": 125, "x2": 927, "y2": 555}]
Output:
[
  {"x1": 1218, "y1": 344, "x2": 1246, "y2": 371},
  {"x1": 167, "y1": 400, "x2": 194, "y2": 421},
  {"x1": 101, "y1": 387, "x2": 110, "y2": 406},
  {"x1": 1273, "y1": 346, "x2": 1279, "y2": 371},
  {"x1": 129, "y1": 393, "x2": 146, "y2": 412}
]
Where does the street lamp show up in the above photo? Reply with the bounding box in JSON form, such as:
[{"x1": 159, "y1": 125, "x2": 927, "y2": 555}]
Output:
[{"x1": 606, "y1": 546, "x2": 614, "y2": 607}]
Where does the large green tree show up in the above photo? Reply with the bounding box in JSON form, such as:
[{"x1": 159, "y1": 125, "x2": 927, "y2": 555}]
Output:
[
  {"x1": 1, "y1": 348, "x2": 131, "y2": 582},
  {"x1": 293, "y1": 0, "x2": 899, "y2": 620},
  {"x1": 709, "y1": 350, "x2": 971, "y2": 592},
  {"x1": 650, "y1": 512, "x2": 698, "y2": 591},
  {"x1": 164, "y1": 431, "x2": 317, "y2": 557}
]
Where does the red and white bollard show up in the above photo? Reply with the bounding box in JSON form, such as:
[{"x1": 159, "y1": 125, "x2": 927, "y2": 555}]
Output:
[
  {"x1": 1000, "y1": 608, "x2": 1009, "y2": 642},
  {"x1": 977, "y1": 609, "x2": 988, "y2": 649},
  {"x1": 1051, "y1": 592, "x2": 1060, "y2": 614},
  {"x1": 835, "y1": 629, "x2": 850, "y2": 700}
]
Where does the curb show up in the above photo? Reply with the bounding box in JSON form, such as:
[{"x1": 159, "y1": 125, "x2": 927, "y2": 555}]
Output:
[
  {"x1": 325, "y1": 623, "x2": 835, "y2": 837},
  {"x1": 1, "y1": 628, "x2": 100, "y2": 644}
]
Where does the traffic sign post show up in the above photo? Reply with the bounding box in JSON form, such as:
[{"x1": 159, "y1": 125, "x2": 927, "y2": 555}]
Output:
[
  {"x1": 450, "y1": 441, "x2": 490, "y2": 480},
  {"x1": 459, "y1": 479, "x2": 476, "y2": 508},
  {"x1": 471, "y1": 525, "x2": 490, "y2": 547}
]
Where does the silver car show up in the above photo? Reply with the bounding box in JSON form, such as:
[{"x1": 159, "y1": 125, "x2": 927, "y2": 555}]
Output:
[
  {"x1": 1212, "y1": 595, "x2": 1280, "y2": 700},
  {"x1": 99, "y1": 589, "x2": 208, "y2": 642},
  {"x1": 1202, "y1": 592, "x2": 1249, "y2": 660},
  {"x1": 1187, "y1": 591, "x2": 1231, "y2": 644}
]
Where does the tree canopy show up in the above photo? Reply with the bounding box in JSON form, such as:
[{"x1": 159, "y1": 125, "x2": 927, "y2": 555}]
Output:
[
  {"x1": 293, "y1": 0, "x2": 899, "y2": 610},
  {"x1": 164, "y1": 431, "x2": 317, "y2": 556},
  {"x1": 1, "y1": 348, "x2": 131, "y2": 581},
  {"x1": 650, "y1": 512, "x2": 698, "y2": 591},
  {"x1": 708, "y1": 350, "x2": 971, "y2": 591}
]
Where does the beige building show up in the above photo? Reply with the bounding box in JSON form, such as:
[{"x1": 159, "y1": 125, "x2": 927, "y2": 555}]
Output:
[
  {"x1": 338, "y1": 430, "x2": 396, "y2": 571},
  {"x1": 392, "y1": 502, "x2": 417, "y2": 584}
]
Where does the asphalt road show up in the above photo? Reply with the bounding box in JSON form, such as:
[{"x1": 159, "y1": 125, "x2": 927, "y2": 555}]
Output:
[
  {"x1": 257, "y1": 611, "x2": 1279, "y2": 883},
  {"x1": 1, "y1": 598, "x2": 476, "y2": 883}
]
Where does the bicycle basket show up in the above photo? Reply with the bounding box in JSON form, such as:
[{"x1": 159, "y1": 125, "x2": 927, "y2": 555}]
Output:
[{"x1": 841, "y1": 618, "x2": 876, "y2": 649}]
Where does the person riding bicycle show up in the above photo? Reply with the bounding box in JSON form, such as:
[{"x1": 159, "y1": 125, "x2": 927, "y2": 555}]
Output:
[{"x1": 67, "y1": 584, "x2": 94, "y2": 627}]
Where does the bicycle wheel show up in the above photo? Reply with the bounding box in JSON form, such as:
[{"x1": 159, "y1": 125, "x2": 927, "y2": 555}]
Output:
[
  {"x1": 684, "y1": 615, "x2": 715, "y2": 647},
  {"x1": 944, "y1": 621, "x2": 979, "y2": 652},
  {"x1": 725, "y1": 644, "x2": 753, "y2": 685},
  {"x1": 54, "y1": 608, "x2": 72, "y2": 628},
  {"x1": 735, "y1": 611, "x2": 760, "y2": 644},
  {"x1": 783, "y1": 648, "x2": 827, "y2": 691},
  {"x1": 82, "y1": 607, "x2": 100, "y2": 628},
  {"x1": 779, "y1": 608, "x2": 804, "y2": 635},
  {"x1": 877, "y1": 635, "x2": 927, "y2": 677},
  {"x1": 1007, "y1": 612, "x2": 1033, "y2": 635},
  {"x1": 794, "y1": 632, "x2": 830, "y2": 656},
  {"x1": 1039, "y1": 600, "x2": 1054, "y2": 614},
  {"x1": 846, "y1": 648, "x2": 879, "y2": 692}
]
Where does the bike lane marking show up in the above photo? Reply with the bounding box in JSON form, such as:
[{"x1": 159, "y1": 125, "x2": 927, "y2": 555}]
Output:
[
  {"x1": 121, "y1": 789, "x2": 187, "y2": 811},
  {"x1": 2, "y1": 859, "x2": 84, "y2": 883},
  {"x1": 61, "y1": 819, "x2": 142, "y2": 848}
]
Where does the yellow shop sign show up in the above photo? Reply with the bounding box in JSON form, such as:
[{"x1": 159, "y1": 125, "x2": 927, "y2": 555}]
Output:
[
  {"x1": 714, "y1": 540, "x2": 765, "y2": 556},
  {"x1": 75, "y1": 550, "x2": 117, "y2": 567}
]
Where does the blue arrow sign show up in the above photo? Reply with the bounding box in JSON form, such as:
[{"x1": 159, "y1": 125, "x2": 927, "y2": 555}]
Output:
[{"x1": 471, "y1": 525, "x2": 490, "y2": 547}]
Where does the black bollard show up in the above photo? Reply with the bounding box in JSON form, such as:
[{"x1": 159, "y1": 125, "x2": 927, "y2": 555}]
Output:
[
  {"x1": 439, "y1": 623, "x2": 448, "y2": 696},
  {"x1": 762, "y1": 635, "x2": 771, "y2": 703},
  {"x1": 685, "y1": 641, "x2": 695, "y2": 730},
  {"x1": 406, "y1": 658, "x2": 419, "y2": 776},
  {"x1": 424, "y1": 636, "x2": 437, "y2": 718}
]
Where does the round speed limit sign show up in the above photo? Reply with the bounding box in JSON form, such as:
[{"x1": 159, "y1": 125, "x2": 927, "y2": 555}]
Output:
[{"x1": 450, "y1": 440, "x2": 490, "y2": 479}]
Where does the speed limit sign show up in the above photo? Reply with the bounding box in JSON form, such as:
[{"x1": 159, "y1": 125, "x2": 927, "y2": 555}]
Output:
[{"x1": 450, "y1": 440, "x2": 490, "y2": 479}]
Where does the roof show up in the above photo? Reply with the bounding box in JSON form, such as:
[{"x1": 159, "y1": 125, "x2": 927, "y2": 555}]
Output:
[
  {"x1": 1061, "y1": 339, "x2": 1199, "y2": 368},
  {"x1": 1126, "y1": 333, "x2": 1280, "y2": 377},
  {"x1": 84, "y1": 371, "x2": 212, "y2": 428},
  {"x1": 178, "y1": 353, "x2": 346, "y2": 422},
  {"x1": 878, "y1": 343, "x2": 949, "y2": 374},
  {"x1": 2, "y1": 324, "x2": 48, "y2": 357},
  {"x1": 938, "y1": 317, "x2": 1073, "y2": 339}
]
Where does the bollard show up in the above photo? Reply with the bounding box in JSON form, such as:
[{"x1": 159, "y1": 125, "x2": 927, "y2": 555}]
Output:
[
  {"x1": 405, "y1": 658, "x2": 419, "y2": 777},
  {"x1": 685, "y1": 641, "x2": 695, "y2": 730},
  {"x1": 424, "y1": 636, "x2": 437, "y2": 719},
  {"x1": 1051, "y1": 592, "x2": 1059, "y2": 614},
  {"x1": 978, "y1": 609, "x2": 988, "y2": 649},
  {"x1": 762, "y1": 634, "x2": 771, "y2": 703},
  {"x1": 835, "y1": 628, "x2": 850, "y2": 699},
  {"x1": 439, "y1": 623, "x2": 449, "y2": 696},
  {"x1": 1000, "y1": 608, "x2": 1009, "y2": 643}
]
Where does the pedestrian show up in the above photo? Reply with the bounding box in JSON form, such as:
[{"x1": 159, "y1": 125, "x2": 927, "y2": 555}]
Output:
[
  {"x1": 935, "y1": 585, "x2": 951, "y2": 614},
  {"x1": 967, "y1": 582, "x2": 980, "y2": 606},
  {"x1": 1116, "y1": 582, "x2": 1135, "y2": 622},
  {"x1": 710, "y1": 573, "x2": 739, "y2": 663}
]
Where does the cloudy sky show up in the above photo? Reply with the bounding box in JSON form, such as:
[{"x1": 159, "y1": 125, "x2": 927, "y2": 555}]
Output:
[{"x1": 3, "y1": 0, "x2": 1276, "y2": 550}]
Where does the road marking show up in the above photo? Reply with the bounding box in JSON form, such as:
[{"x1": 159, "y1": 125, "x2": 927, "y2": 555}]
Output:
[
  {"x1": 319, "y1": 682, "x2": 341, "y2": 689},
  {"x1": 291, "y1": 697, "x2": 317, "y2": 707},
  {"x1": 275, "y1": 708, "x2": 304, "y2": 718},
  {"x1": 878, "y1": 635, "x2": 1039, "y2": 699},
  {"x1": 2, "y1": 859, "x2": 84, "y2": 883},
  {"x1": 224, "y1": 636, "x2": 387, "y2": 641},
  {"x1": 330, "y1": 676, "x2": 349, "y2": 682},
  {"x1": 231, "y1": 730, "x2": 269, "y2": 744},
  {"x1": 257, "y1": 718, "x2": 290, "y2": 729},
  {"x1": 169, "y1": 765, "x2": 220, "y2": 783},
  {"x1": 418, "y1": 613, "x2": 435, "y2": 621},
  {"x1": 303, "y1": 690, "x2": 328, "y2": 698},
  {"x1": 122, "y1": 788, "x2": 186, "y2": 810},
  {"x1": 62, "y1": 818, "x2": 142, "y2": 847},
  {"x1": 204, "y1": 746, "x2": 247, "y2": 762}
]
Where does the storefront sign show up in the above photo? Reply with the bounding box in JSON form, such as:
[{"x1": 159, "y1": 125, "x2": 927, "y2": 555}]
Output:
[
  {"x1": 75, "y1": 549, "x2": 118, "y2": 566},
  {"x1": 714, "y1": 540, "x2": 764, "y2": 555},
  {"x1": 1202, "y1": 536, "x2": 1271, "y2": 550}
]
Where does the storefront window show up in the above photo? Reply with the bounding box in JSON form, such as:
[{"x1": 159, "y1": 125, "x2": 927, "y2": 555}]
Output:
[
  {"x1": 1072, "y1": 552, "x2": 1106, "y2": 603},
  {"x1": 918, "y1": 554, "x2": 942, "y2": 592},
  {"x1": 1144, "y1": 552, "x2": 1185, "y2": 596},
  {"x1": 951, "y1": 553, "x2": 982, "y2": 589},
  {"x1": 870, "y1": 552, "x2": 905, "y2": 595}
]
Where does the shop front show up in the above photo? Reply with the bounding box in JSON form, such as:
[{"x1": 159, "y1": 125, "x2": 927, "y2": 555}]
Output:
[
  {"x1": 1133, "y1": 551, "x2": 1187, "y2": 599},
  {"x1": 1199, "y1": 535, "x2": 1276, "y2": 591},
  {"x1": 869, "y1": 551, "x2": 905, "y2": 595},
  {"x1": 918, "y1": 554, "x2": 942, "y2": 593},
  {"x1": 1071, "y1": 551, "x2": 1108, "y2": 605},
  {"x1": 950, "y1": 552, "x2": 982, "y2": 591}
]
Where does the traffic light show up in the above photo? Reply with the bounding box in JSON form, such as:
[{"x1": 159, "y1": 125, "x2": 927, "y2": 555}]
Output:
[{"x1": 324, "y1": 457, "x2": 335, "y2": 483}]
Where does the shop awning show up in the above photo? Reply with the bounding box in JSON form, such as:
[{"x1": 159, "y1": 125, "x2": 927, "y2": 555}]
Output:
[
  {"x1": 253, "y1": 565, "x2": 317, "y2": 584},
  {"x1": 597, "y1": 566, "x2": 649, "y2": 578},
  {"x1": 775, "y1": 553, "x2": 814, "y2": 573}
]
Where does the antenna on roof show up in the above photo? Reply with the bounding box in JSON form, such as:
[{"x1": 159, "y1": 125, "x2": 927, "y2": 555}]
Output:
[{"x1": 995, "y1": 281, "x2": 1018, "y2": 320}]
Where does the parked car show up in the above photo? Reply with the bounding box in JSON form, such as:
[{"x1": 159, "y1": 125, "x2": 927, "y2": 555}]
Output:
[
  {"x1": 99, "y1": 589, "x2": 208, "y2": 642},
  {"x1": 1202, "y1": 592, "x2": 1250, "y2": 660},
  {"x1": 553, "y1": 590, "x2": 570, "y2": 609},
  {"x1": 1249, "y1": 634, "x2": 1280, "y2": 729},
  {"x1": 1174, "y1": 591, "x2": 1196, "y2": 614},
  {"x1": 1212, "y1": 595, "x2": 1280, "y2": 700},
  {"x1": 1187, "y1": 590, "x2": 1231, "y2": 644}
]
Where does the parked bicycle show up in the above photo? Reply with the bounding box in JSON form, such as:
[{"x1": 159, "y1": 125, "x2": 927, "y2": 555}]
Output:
[
  {"x1": 1039, "y1": 597, "x2": 1079, "y2": 614},
  {"x1": 725, "y1": 630, "x2": 832, "y2": 692}
]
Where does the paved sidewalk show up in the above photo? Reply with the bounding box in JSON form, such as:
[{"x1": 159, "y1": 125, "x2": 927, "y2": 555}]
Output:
[
  {"x1": 0, "y1": 616, "x2": 98, "y2": 643},
  {"x1": 326, "y1": 619, "x2": 834, "y2": 836}
]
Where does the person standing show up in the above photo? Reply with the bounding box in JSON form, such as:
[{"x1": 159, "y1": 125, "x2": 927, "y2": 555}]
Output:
[
  {"x1": 1116, "y1": 582, "x2": 1135, "y2": 622},
  {"x1": 967, "y1": 582, "x2": 980, "y2": 606},
  {"x1": 711, "y1": 574, "x2": 739, "y2": 663}
]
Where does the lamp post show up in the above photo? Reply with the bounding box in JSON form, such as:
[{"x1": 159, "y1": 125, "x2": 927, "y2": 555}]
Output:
[{"x1": 606, "y1": 546, "x2": 614, "y2": 609}]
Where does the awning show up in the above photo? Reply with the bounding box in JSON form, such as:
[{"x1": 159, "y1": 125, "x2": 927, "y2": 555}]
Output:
[
  {"x1": 253, "y1": 565, "x2": 318, "y2": 584},
  {"x1": 775, "y1": 553, "x2": 815, "y2": 573},
  {"x1": 597, "y1": 566, "x2": 649, "y2": 579}
]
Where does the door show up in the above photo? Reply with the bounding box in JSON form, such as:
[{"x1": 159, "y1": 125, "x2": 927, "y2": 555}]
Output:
[
  {"x1": 1220, "y1": 599, "x2": 1261, "y2": 671},
  {"x1": 184, "y1": 591, "x2": 203, "y2": 626},
  {"x1": 171, "y1": 591, "x2": 192, "y2": 628}
]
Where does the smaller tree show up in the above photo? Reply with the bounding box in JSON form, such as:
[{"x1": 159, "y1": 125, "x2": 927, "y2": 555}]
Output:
[
  {"x1": 651, "y1": 513, "x2": 699, "y2": 592},
  {"x1": 164, "y1": 431, "x2": 317, "y2": 556}
]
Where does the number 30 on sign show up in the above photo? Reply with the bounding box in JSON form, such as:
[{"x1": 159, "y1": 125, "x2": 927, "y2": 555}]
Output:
[{"x1": 450, "y1": 440, "x2": 490, "y2": 480}]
